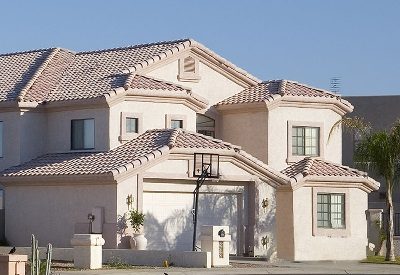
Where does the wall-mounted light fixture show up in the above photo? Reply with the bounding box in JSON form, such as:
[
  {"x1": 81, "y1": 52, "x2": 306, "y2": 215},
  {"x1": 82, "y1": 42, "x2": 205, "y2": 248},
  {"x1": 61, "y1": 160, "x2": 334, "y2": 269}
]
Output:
[
  {"x1": 126, "y1": 194, "x2": 133, "y2": 210},
  {"x1": 261, "y1": 236, "x2": 269, "y2": 249},
  {"x1": 262, "y1": 198, "x2": 269, "y2": 211}
]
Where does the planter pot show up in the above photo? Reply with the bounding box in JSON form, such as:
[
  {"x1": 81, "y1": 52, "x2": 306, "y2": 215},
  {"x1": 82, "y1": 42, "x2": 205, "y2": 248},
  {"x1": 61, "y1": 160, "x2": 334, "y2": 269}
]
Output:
[{"x1": 130, "y1": 233, "x2": 147, "y2": 250}]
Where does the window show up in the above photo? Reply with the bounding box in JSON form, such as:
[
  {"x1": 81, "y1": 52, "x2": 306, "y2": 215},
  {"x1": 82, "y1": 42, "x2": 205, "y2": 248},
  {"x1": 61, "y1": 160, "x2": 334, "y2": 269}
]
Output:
[
  {"x1": 317, "y1": 193, "x2": 345, "y2": 229},
  {"x1": 292, "y1": 126, "x2": 319, "y2": 156},
  {"x1": 178, "y1": 55, "x2": 201, "y2": 82},
  {"x1": 312, "y1": 187, "x2": 350, "y2": 237},
  {"x1": 196, "y1": 114, "x2": 215, "y2": 137},
  {"x1": 120, "y1": 112, "x2": 143, "y2": 141},
  {"x1": 171, "y1": 119, "x2": 183, "y2": 129},
  {"x1": 0, "y1": 121, "x2": 3, "y2": 157},
  {"x1": 287, "y1": 121, "x2": 324, "y2": 163},
  {"x1": 126, "y1": 117, "x2": 138, "y2": 134},
  {"x1": 71, "y1": 119, "x2": 94, "y2": 150},
  {"x1": 165, "y1": 114, "x2": 187, "y2": 129}
]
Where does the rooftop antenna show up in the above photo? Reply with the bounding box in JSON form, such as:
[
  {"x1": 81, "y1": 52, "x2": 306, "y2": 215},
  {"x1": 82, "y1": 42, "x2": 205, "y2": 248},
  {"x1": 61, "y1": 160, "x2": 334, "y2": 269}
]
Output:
[{"x1": 330, "y1": 77, "x2": 341, "y2": 95}]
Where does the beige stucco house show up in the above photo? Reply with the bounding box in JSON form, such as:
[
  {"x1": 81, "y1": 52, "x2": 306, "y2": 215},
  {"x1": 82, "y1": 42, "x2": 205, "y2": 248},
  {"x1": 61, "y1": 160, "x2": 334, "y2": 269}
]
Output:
[{"x1": 0, "y1": 39, "x2": 379, "y2": 260}]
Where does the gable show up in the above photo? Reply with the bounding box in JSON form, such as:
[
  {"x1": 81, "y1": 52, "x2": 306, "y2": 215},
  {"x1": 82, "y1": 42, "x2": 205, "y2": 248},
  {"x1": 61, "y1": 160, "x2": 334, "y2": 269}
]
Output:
[{"x1": 143, "y1": 49, "x2": 258, "y2": 107}]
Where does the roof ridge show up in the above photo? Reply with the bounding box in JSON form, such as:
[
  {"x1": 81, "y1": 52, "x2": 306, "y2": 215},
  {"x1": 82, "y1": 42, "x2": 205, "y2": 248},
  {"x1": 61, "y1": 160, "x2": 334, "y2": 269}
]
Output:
[
  {"x1": 167, "y1": 128, "x2": 181, "y2": 148},
  {"x1": 0, "y1": 47, "x2": 56, "y2": 57},
  {"x1": 76, "y1": 38, "x2": 190, "y2": 55},
  {"x1": 278, "y1": 79, "x2": 287, "y2": 95},
  {"x1": 17, "y1": 48, "x2": 61, "y2": 102},
  {"x1": 302, "y1": 157, "x2": 314, "y2": 176}
]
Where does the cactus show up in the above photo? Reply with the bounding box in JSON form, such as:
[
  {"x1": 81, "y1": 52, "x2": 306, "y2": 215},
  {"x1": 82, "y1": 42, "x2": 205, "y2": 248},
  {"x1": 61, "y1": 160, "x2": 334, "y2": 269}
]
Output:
[{"x1": 30, "y1": 234, "x2": 52, "y2": 275}]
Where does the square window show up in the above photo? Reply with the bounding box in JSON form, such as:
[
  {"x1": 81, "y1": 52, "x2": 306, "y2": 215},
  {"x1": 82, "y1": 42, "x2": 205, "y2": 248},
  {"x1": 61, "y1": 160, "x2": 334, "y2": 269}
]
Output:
[
  {"x1": 126, "y1": 117, "x2": 138, "y2": 134},
  {"x1": 171, "y1": 119, "x2": 183, "y2": 129},
  {"x1": 71, "y1": 119, "x2": 94, "y2": 150},
  {"x1": 316, "y1": 193, "x2": 345, "y2": 229},
  {"x1": 292, "y1": 126, "x2": 320, "y2": 157}
]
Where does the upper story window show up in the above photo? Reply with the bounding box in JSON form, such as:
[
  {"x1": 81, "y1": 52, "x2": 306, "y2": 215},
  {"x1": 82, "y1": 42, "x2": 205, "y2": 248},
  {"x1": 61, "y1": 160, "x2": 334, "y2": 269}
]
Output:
[
  {"x1": 120, "y1": 112, "x2": 143, "y2": 141},
  {"x1": 171, "y1": 119, "x2": 183, "y2": 129},
  {"x1": 317, "y1": 193, "x2": 345, "y2": 229},
  {"x1": 287, "y1": 121, "x2": 324, "y2": 163},
  {"x1": 71, "y1": 119, "x2": 94, "y2": 150},
  {"x1": 178, "y1": 55, "x2": 201, "y2": 82},
  {"x1": 166, "y1": 114, "x2": 187, "y2": 130},
  {"x1": 292, "y1": 126, "x2": 320, "y2": 156},
  {"x1": 196, "y1": 114, "x2": 215, "y2": 137},
  {"x1": 0, "y1": 121, "x2": 3, "y2": 158}
]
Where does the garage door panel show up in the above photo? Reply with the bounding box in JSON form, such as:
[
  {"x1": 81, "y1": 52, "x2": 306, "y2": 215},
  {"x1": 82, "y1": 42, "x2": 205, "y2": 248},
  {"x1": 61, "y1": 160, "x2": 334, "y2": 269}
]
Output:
[{"x1": 143, "y1": 192, "x2": 238, "y2": 254}]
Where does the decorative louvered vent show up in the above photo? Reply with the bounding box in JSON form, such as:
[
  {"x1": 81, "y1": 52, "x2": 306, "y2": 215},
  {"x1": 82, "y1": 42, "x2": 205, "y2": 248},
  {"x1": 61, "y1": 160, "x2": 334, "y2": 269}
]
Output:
[{"x1": 178, "y1": 55, "x2": 201, "y2": 82}]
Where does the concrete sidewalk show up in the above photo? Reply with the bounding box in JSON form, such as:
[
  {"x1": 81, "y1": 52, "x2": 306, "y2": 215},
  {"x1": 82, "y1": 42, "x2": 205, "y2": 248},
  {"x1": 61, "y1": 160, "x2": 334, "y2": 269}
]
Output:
[{"x1": 55, "y1": 260, "x2": 400, "y2": 274}]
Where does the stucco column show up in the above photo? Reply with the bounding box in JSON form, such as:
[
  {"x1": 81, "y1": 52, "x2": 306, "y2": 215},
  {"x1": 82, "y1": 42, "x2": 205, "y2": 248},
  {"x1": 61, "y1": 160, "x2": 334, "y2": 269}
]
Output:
[{"x1": 366, "y1": 209, "x2": 383, "y2": 255}]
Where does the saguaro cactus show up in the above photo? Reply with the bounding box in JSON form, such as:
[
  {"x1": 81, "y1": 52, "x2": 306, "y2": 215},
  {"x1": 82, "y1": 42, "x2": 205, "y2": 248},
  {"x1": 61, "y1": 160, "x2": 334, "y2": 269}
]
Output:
[{"x1": 30, "y1": 234, "x2": 52, "y2": 275}]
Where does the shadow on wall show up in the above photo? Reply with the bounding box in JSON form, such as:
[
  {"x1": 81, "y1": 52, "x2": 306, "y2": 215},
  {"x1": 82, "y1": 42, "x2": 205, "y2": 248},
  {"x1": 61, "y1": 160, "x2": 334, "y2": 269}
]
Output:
[{"x1": 143, "y1": 186, "x2": 238, "y2": 253}]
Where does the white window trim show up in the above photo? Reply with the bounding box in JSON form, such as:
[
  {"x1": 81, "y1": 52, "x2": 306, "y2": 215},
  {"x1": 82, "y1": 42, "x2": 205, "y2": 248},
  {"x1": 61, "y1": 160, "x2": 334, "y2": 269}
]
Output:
[
  {"x1": 165, "y1": 114, "x2": 187, "y2": 129},
  {"x1": 312, "y1": 187, "x2": 351, "y2": 237},
  {"x1": 177, "y1": 55, "x2": 201, "y2": 83},
  {"x1": 120, "y1": 112, "x2": 143, "y2": 141},
  {"x1": 287, "y1": 121, "x2": 324, "y2": 163}
]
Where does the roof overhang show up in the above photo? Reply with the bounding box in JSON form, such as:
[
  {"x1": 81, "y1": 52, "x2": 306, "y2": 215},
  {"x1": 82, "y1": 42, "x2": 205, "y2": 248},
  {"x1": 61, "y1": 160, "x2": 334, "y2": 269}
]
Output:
[
  {"x1": 215, "y1": 95, "x2": 354, "y2": 116},
  {"x1": 277, "y1": 174, "x2": 380, "y2": 193}
]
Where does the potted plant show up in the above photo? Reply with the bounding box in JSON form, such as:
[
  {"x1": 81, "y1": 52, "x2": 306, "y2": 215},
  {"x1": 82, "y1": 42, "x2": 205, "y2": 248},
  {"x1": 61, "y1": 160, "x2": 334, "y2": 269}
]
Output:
[{"x1": 127, "y1": 209, "x2": 147, "y2": 250}]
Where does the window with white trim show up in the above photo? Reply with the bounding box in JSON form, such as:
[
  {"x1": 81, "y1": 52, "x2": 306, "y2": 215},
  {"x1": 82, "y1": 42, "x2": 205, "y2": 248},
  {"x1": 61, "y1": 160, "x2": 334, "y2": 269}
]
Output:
[
  {"x1": 126, "y1": 117, "x2": 139, "y2": 134},
  {"x1": 292, "y1": 126, "x2": 320, "y2": 156},
  {"x1": 166, "y1": 114, "x2": 187, "y2": 130},
  {"x1": 317, "y1": 193, "x2": 345, "y2": 229},
  {"x1": 120, "y1": 112, "x2": 143, "y2": 141},
  {"x1": 71, "y1": 119, "x2": 95, "y2": 150}
]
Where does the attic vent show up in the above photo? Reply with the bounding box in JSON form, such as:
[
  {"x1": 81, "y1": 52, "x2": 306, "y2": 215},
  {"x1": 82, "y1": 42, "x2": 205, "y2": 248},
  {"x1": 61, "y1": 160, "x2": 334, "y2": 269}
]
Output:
[
  {"x1": 184, "y1": 56, "x2": 196, "y2": 73},
  {"x1": 178, "y1": 55, "x2": 201, "y2": 82}
]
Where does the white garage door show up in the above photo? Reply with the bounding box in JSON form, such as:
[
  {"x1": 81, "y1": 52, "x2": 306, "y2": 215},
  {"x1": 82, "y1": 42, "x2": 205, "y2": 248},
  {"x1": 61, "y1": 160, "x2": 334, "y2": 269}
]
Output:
[{"x1": 143, "y1": 191, "x2": 239, "y2": 254}]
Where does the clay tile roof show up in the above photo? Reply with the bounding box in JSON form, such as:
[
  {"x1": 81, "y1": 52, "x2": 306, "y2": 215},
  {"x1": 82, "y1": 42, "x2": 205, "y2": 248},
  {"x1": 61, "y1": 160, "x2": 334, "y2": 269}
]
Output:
[
  {"x1": 1, "y1": 129, "x2": 238, "y2": 177},
  {"x1": 0, "y1": 49, "x2": 54, "y2": 101},
  {"x1": 0, "y1": 39, "x2": 190, "y2": 103},
  {"x1": 281, "y1": 157, "x2": 367, "y2": 178},
  {"x1": 216, "y1": 80, "x2": 339, "y2": 106},
  {"x1": 130, "y1": 75, "x2": 188, "y2": 92}
]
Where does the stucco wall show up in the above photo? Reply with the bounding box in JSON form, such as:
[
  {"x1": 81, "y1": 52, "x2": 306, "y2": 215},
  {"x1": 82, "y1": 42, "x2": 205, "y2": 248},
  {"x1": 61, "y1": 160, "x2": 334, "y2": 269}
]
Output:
[
  {"x1": 20, "y1": 111, "x2": 47, "y2": 163},
  {"x1": 5, "y1": 184, "x2": 117, "y2": 248},
  {"x1": 268, "y1": 106, "x2": 342, "y2": 171},
  {"x1": 109, "y1": 101, "x2": 196, "y2": 149},
  {"x1": 116, "y1": 175, "x2": 138, "y2": 248},
  {"x1": 146, "y1": 59, "x2": 245, "y2": 106},
  {"x1": 291, "y1": 187, "x2": 368, "y2": 261},
  {"x1": 46, "y1": 108, "x2": 109, "y2": 153},
  {"x1": 143, "y1": 157, "x2": 276, "y2": 257},
  {"x1": 0, "y1": 111, "x2": 21, "y2": 171},
  {"x1": 219, "y1": 110, "x2": 268, "y2": 163}
]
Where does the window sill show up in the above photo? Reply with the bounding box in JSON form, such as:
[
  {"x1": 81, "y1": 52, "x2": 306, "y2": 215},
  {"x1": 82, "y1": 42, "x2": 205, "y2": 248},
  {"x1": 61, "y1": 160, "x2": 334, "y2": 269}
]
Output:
[
  {"x1": 287, "y1": 155, "x2": 321, "y2": 163},
  {"x1": 119, "y1": 133, "x2": 139, "y2": 142},
  {"x1": 177, "y1": 74, "x2": 201, "y2": 83},
  {"x1": 313, "y1": 227, "x2": 350, "y2": 238}
]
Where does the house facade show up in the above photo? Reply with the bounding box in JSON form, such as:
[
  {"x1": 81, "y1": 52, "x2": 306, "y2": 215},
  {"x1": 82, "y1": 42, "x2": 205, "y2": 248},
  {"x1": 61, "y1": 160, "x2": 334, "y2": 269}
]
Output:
[{"x1": 0, "y1": 39, "x2": 379, "y2": 261}]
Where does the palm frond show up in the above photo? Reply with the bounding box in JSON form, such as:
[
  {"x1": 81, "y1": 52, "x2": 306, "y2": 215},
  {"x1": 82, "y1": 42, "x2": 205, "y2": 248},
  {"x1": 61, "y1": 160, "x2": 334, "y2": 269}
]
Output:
[{"x1": 328, "y1": 116, "x2": 370, "y2": 142}]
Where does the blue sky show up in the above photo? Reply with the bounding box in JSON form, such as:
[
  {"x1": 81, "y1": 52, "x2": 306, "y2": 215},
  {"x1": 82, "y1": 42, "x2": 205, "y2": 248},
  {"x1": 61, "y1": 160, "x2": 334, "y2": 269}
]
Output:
[{"x1": 0, "y1": 0, "x2": 399, "y2": 96}]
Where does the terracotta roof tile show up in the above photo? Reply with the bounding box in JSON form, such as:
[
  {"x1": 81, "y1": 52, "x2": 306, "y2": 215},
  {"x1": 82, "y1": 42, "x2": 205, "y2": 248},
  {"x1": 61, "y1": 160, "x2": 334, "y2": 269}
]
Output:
[
  {"x1": 130, "y1": 75, "x2": 188, "y2": 92},
  {"x1": 0, "y1": 49, "x2": 54, "y2": 101},
  {"x1": 281, "y1": 157, "x2": 367, "y2": 178},
  {"x1": 216, "y1": 80, "x2": 339, "y2": 106},
  {"x1": 1, "y1": 129, "x2": 237, "y2": 177}
]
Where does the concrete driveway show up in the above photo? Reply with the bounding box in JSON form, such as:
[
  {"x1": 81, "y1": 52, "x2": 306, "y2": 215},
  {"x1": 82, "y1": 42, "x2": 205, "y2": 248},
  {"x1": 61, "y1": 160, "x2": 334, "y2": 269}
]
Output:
[{"x1": 55, "y1": 260, "x2": 400, "y2": 274}]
